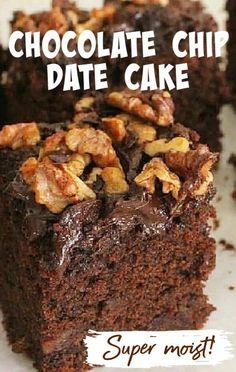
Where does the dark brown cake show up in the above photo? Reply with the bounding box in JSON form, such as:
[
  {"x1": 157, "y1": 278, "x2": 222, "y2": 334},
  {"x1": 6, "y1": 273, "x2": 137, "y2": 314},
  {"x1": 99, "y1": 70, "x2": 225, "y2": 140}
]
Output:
[
  {"x1": 103, "y1": 0, "x2": 229, "y2": 151},
  {"x1": 0, "y1": 89, "x2": 218, "y2": 372},
  {"x1": 3, "y1": 0, "x2": 228, "y2": 150},
  {"x1": 227, "y1": 0, "x2": 236, "y2": 104},
  {"x1": 0, "y1": 45, "x2": 7, "y2": 121},
  {"x1": 3, "y1": 0, "x2": 116, "y2": 124}
]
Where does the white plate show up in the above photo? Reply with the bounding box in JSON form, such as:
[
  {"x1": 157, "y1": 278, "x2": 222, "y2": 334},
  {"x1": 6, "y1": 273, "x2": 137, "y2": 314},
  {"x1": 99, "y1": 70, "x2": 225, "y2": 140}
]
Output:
[{"x1": 0, "y1": 1, "x2": 235, "y2": 371}]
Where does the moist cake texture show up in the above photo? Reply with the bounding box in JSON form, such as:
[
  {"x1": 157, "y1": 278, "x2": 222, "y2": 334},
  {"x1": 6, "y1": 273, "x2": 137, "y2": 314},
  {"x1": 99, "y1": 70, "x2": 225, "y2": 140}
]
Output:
[
  {"x1": 0, "y1": 89, "x2": 218, "y2": 371},
  {"x1": 2, "y1": 0, "x2": 228, "y2": 150}
]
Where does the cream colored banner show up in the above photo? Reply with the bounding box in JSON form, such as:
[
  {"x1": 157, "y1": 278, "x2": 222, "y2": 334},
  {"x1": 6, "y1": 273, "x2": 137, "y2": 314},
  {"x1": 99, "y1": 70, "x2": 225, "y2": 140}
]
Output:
[{"x1": 84, "y1": 330, "x2": 233, "y2": 368}]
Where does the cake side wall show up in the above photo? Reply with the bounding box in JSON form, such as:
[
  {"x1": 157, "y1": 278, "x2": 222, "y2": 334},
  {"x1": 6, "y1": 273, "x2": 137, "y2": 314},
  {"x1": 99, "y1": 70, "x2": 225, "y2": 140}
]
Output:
[
  {"x1": 0, "y1": 149, "x2": 46, "y2": 365},
  {"x1": 38, "y1": 197, "x2": 216, "y2": 371},
  {"x1": 0, "y1": 146, "x2": 217, "y2": 371}
]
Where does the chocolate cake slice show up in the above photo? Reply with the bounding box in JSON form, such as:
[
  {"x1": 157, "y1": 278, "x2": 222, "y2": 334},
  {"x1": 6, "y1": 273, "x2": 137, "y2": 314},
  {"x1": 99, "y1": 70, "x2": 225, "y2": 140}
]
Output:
[
  {"x1": 3, "y1": 0, "x2": 228, "y2": 150},
  {"x1": 0, "y1": 89, "x2": 218, "y2": 371},
  {"x1": 3, "y1": 0, "x2": 115, "y2": 124},
  {"x1": 104, "y1": 0, "x2": 229, "y2": 151},
  {"x1": 227, "y1": 0, "x2": 236, "y2": 104}
]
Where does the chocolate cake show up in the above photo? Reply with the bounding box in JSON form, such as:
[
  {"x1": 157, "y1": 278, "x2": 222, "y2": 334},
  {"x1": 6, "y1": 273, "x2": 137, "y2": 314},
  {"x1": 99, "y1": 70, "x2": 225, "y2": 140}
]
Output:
[
  {"x1": 0, "y1": 89, "x2": 218, "y2": 371},
  {"x1": 0, "y1": 45, "x2": 6, "y2": 121},
  {"x1": 3, "y1": 0, "x2": 111, "y2": 124},
  {"x1": 103, "y1": 0, "x2": 229, "y2": 151},
  {"x1": 3, "y1": 0, "x2": 228, "y2": 150},
  {"x1": 227, "y1": 0, "x2": 236, "y2": 104}
]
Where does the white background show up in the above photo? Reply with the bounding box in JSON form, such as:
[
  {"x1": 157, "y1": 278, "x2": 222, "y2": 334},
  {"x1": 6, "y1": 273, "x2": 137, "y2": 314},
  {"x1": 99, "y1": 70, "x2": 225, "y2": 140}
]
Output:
[{"x1": 0, "y1": 1, "x2": 236, "y2": 371}]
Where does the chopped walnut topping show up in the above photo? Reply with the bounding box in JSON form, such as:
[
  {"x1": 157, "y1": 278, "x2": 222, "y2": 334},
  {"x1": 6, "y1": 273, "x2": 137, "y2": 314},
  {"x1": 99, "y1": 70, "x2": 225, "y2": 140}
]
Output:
[
  {"x1": 145, "y1": 137, "x2": 190, "y2": 157},
  {"x1": 14, "y1": 6, "x2": 69, "y2": 35},
  {"x1": 101, "y1": 167, "x2": 129, "y2": 194},
  {"x1": 40, "y1": 131, "x2": 67, "y2": 159},
  {"x1": 65, "y1": 128, "x2": 86, "y2": 152},
  {"x1": 66, "y1": 153, "x2": 91, "y2": 177},
  {"x1": 12, "y1": 12, "x2": 36, "y2": 32},
  {"x1": 91, "y1": 4, "x2": 116, "y2": 21},
  {"x1": 0, "y1": 123, "x2": 40, "y2": 150},
  {"x1": 12, "y1": 89, "x2": 218, "y2": 213},
  {"x1": 151, "y1": 92, "x2": 174, "y2": 126},
  {"x1": 86, "y1": 167, "x2": 102, "y2": 185},
  {"x1": 76, "y1": 18, "x2": 103, "y2": 35},
  {"x1": 106, "y1": 90, "x2": 174, "y2": 127},
  {"x1": 194, "y1": 158, "x2": 216, "y2": 196},
  {"x1": 13, "y1": 2, "x2": 116, "y2": 36},
  {"x1": 171, "y1": 123, "x2": 200, "y2": 143},
  {"x1": 66, "y1": 10, "x2": 79, "y2": 28},
  {"x1": 115, "y1": 113, "x2": 156, "y2": 144},
  {"x1": 128, "y1": 121, "x2": 156, "y2": 144},
  {"x1": 73, "y1": 97, "x2": 98, "y2": 126},
  {"x1": 135, "y1": 157, "x2": 181, "y2": 199},
  {"x1": 20, "y1": 157, "x2": 38, "y2": 185},
  {"x1": 75, "y1": 97, "x2": 95, "y2": 112},
  {"x1": 38, "y1": 6, "x2": 68, "y2": 35},
  {"x1": 102, "y1": 117, "x2": 127, "y2": 142},
  {"x1": 21, "y1": 157, "x2": 95, "y2": 213},
  {"x1": 200, "y1": 158, "x2": 216, "y2": 179},
  {"x1": 165, "y1": 145, "x2": 218, "y2": 197},
  {"x1": 194, "y1": 171, "x2": 213, "y2": 196},
  {"x1": 76, "y1": 4, "x2": 116, "y2": 35},
  {"x1": 165, "y1": 145, "x2": 211, "y2": 177},
  {"x1": 122, "y1": 0, "x2": 169, "y2": 5},
  {"x1": 65, "y1": 127, "x2": 119, "y2": 167}
]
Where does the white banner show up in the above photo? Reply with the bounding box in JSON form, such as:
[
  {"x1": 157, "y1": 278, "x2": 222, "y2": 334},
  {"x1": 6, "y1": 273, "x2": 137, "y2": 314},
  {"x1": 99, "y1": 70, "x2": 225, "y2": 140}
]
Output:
[{"x1": 84, "y1": 330, "x2": 233, "y2": 368}]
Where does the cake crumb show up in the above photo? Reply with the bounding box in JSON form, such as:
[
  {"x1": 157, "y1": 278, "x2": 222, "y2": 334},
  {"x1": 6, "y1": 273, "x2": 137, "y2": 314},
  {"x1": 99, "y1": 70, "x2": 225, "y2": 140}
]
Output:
[
  {"x1": 228, "y1": 286, "x2": 235, "y2": 291},
  {"x1": 228, "y1": 155, "x2": 236, "y2": 200},
  {"x1": 216, "y1": 195, "x2": 222, "y2": 202},
  {"x1": 232, "y1": 189, "x2": 236, "y2": 200},
  {"x1": 228, "y1": 153, "x2": 236, "y2": 167},
  {"x1": 213, "y1": 218, "x2": 220, "y2": 230},
  {"x1": 219, "y1": 239, "x2": 236, "y2": 252}
]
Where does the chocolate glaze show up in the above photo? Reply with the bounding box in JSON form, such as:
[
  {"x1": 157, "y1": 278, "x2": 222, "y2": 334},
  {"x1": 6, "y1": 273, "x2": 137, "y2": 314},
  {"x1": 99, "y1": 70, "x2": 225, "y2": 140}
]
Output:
[
  {"x1": 54, "y1": 200, "x2": 102, "y2": 270},
  {"x1": 0, "y1": 114, "x2": 217, "y2": 275}
]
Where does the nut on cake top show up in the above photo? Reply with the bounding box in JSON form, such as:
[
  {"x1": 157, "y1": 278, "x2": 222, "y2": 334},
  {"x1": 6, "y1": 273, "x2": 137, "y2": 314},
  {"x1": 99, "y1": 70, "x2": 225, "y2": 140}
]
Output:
[{"x1": 0, "y1": 90, "x2": 218, "y2": 214}]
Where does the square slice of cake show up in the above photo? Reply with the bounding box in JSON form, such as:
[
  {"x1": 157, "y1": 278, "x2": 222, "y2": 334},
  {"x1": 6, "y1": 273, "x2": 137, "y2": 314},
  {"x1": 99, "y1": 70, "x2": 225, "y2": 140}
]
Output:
[{"x1": 0, "y1": 90, "x2": 218, "y2": 371}]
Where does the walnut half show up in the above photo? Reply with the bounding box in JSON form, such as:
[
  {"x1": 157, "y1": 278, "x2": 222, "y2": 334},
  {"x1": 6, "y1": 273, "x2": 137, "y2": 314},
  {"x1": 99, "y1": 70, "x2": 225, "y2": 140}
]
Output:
[
  {"x1": 102, "y1": 117, "x2": 127, "y2": 142},
  {"x1": 128, "y1": 120, "x2": 156, "y2": 144},
  {"x1": 65, "y1": 127, "x2": 119, "y2": 168},
  {"x1": 101, "y1": 167, "x2": 129, "y2": 194},
  {"x1": 144, "y1": 137, "x2": 190, "y2": 157},
  {"x1": 21, "y1": 157, "x2": 95, "y2": 214},
  {"x1": 165, "y1": 144, "x2": 218, "y2": 198},
  {"x1": 135, "y1": 157, "x2": 181, "y2": 199},
  {"x1": 0, "y1": 123, "x2": 40, "y2": 150},
  {"x1": 194, "y1": 159, "x2": 216, "y2": 197},
  {"x1": 106, "y1": 90, "x2": 174, "y2": 127}
]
